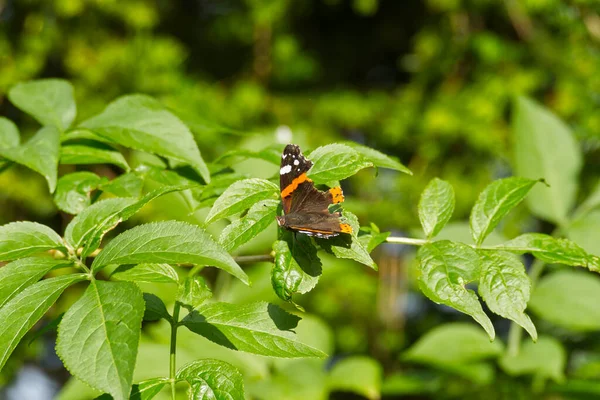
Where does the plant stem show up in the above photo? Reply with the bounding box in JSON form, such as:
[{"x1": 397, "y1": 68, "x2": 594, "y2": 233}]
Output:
[{"x1": 170, "y1": 302, "x2": 181, "y2": 400}]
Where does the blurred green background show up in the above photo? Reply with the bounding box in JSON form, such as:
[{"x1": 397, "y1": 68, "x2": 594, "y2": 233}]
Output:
[{"x1": 1, "y1": 0, "x2": 600, "y2": 399}]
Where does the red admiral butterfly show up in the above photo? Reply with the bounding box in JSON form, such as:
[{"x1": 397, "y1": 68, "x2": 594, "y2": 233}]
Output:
[{"x1": 276, "y1": 144, "x2": 352, "y2": 238}]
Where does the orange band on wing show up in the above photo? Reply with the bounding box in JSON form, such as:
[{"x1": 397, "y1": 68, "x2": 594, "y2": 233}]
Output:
[
  {"x1": 340, "y1": 223, "x2": 352, "y2": 234},
  {"x1": 281, "y1": 173, "x2": 312, "y2": 198},
  {"x1": 329, "y1": 187, "x2": 345, "y2": 204}
]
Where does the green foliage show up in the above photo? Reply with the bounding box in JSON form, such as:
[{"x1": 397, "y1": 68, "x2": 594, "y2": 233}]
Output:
[
  {"x1": 182, "y1": 302, "x2": 326, "y2": 358},
  {"x1": 57, "y1": 281, "x2": 145, "y2": 400},
  {"x1": 80, "y1": 95, "x2": 210, "y2": 183},
  {"x1": 513, "y1": 97, "x2": 582, "y2": 225},
  {"x1": 205, "y1": 178, "x2": 279, "y2": 225},
  {"x1": 417, "y1": 241, "x2": 495, "y2": 339},
  {"x1": 0, "y1": 221, "x2": 64, "y2": 261},
  {"x1": 8, "y1": 79, "x2": 76, "y2": 131},
  {"x1": 176, "y1": 359, "x2": 244, "y2": 400},
  {"x1": 0, "y1": 126, "x2": 61, "y2": 191},
  {"x1": 418, "y1": 178, "x2": 455, "y2": 239},
  {"x1": 0, "y1": 68, "x2": 598, "y2": 400}
]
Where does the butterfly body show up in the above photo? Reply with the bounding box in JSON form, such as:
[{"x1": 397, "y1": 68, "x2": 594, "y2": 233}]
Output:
[{"x1": 277, "y1": 144, "x2": 352, "y2": 238}]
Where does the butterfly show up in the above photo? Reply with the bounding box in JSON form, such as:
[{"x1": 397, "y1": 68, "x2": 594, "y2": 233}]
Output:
[{"x1": 275, "y1": 144, "x2": 352, "y2": 238}]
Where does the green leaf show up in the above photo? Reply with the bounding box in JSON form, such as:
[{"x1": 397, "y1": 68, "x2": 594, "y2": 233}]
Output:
[
  {"x1": 8, "y1": 79, "x2": 76, "y2": 130},
  {"x1": 574, "y1": 181, "x2": 600, "y2": 219},
  {"x1": 215, "y1": 147, "x2": 281, "y2": 165},
  {"x1": 219, "y1": 199, "x2": 279, "y2": 251},
  {"x1": 0, "y1": 126, "x2": 61, "y2": 192},
  {"x1": 403, "y1": 323, "x2": 503, "y2": 365},
  {"x1": 54, "y1": 172, "x2": 104, "y2": 214},
  {"x1": 306, "y1": 144, "x2": 373, "y2": 184},
  {"x1": 181, "y1": 301, "x2": 326, "y2": 358},
  {"x1": 470, "y1": 177, "x2": 539, "y2": 246},
  {"x1": 343, "y1": 142, "x2": 412, "y2": 174},
  {"x1": 65, "y1": 197, "x2": 136, "y2": 251},
  {"x1": 328, "y1": 356, "x2": 382, "y2": 400},
  {"x1": 566, "y1": 210, "x2": 600, "y2": 256},
  {"x1": 56, "y1": 280, "x2": 145, "y2": 400},
  {"x1": 419, "y1": 178, "x2": 455, "y2": 239},
  {"x1": 417, "y1": 241, "x2": 494, "y2": 339},
  {"x1": 205, "y1": 178, "x2": 279, "y2": 225},
  {"x1": 500, "y1": 336, "x2": 566, "y2": 383},
  {"x1": 272, "y1": 238, "x2": 321, "y2": 303},
  {"x1": 177, "y1": 359, "x2": 244, "y2": 400},
  {"x1": 177, "y1": 275, "x2": 213, "y2": 310},
  {"x1": 100, "y1": 173, "x2": 144, "y2": 198},
  {"x1": 65, "y1": 185, "x2": 191, "y2": 257},
  {"x1": 478, "y1": 251, "x2": 537, "y2": 340},
  {"x1": 80, "y1": 94, "x2": 210, "y2": 183},
  {"x1": 0, "y1": 273, "x2": 87, "y2": 371},
  {"x1": 142, "y1": 293, "x2": 170, "y2": 322},
  {"x1": 317, "y1": 211, "x2": 377, "y2": 270},
  {"x1": 129, "y1": 378, "x2": 170, "y2": 400},
  {"x1": 111, "y1": 263, "x2": 179, "y2": 284},
  {"x1": 529, "y1": 270, "x2": 600, "y2": 331},
  {"x1": 0, "y1": 257, "x2": 73, "y2": 308},
  {"x1": 357, "y1": 224, "x2": 390, "y2": 253},
  {"x1": 0, "y1": 117, "x2": 20, "y2": 148},
  {"x1": 91, "y1": 221, "x2": 249, "y2": 284},
  {"x1": 495, "y1": 233, "x2": 598, "y2": 271},
  {"x1": 61, "y1": 143, "x2": 130, "y2": 171},
  {"x1": 0, "y1": 221, "x2": 65, "y2": 261},
  {"x1": 512, "y1": 96, "x2": 582, "y2": 225}
]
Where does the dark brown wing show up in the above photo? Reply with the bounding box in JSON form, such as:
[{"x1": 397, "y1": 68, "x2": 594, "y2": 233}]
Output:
[
  {"x1": 280, "y1": 144, "x2": 312, "y2": 193},
  {"x1": 283, "y1": 212, "x2": 352, "y2": 237}
]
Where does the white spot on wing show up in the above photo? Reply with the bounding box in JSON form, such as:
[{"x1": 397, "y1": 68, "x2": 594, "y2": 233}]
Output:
[
  {"x1": 293, "y1": 159, "x2": 299, "y2": 165},
  {"x1": 280, "y1": 165, "x2": 292, "y2": 175}
]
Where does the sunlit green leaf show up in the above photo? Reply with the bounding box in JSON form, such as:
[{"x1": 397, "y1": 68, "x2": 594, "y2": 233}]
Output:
[
  {"x1": 65, "y1": 185, "x2": 191, "y2": 257},
  {"x1": 177, "y1": 275, "x2": 213, "y2": 311},
  {"x1": 80, "y1": 94, "x2": 210, "y2": 182},
  {"x1": 0, "y1": 117, "x2": 19, "y2": 148},
  {"x1": 343, "y1": 142, "x2": 412, "y2": 174},
  {"x1": 513, "y1": 96, "x2": 582, "y2": 225},
  {"x1": 0, "y1": 126, "x2": 61, "y2": 192},
  {"x1": 328, "y1": 356, "x2": 382, "y2": 400},
  {"x1": 177, "y1": 359, "x2": 244, "y2": 400},
  {"x1": 0, "y1": 257, "x2": 73, "y2": 308},
  {"x1": 307, "y1": 144, "x2": 373, "y2": 184},
  {"x1": 0, "y1": 273, "x2": 87, "y2": 371},
  {"x1": 181, "y1": 301, "x2": 326, "y2": 358},
  {"x1": 529, "y1": 270, "x2": 600, "y2": 331},
  {"x1": 8, "y1": 79, "x2": 76, "y2": 130},
  {"x1": 92, "y1": 221, "x2": 249, "y2": 284},
  {"x1": 470, "y1": 177, "x2": 539, "y2": 246},
  {"x1": 219, "y1": 199, "x2": 279, "y2": 251},
  {"x1": 54, "y1": 172, "x2": 104, "y2": 214},
  {"x1": 317, "y1": 211, "x2": 377, "y2": 270},
  {"x1": 57, "y1": 280, "x2": 145, "y2": 400},
  {"x1": 215, "y1": 147, "x2": 281, "y2": 165},
  {"x1": 495, "y1": 233, "x2": 598, "y2": 271},
  {"x1": 0, "y1": 221, "x2": 65, "y2": 261},
  {"x1": 205, "y1": 178, "x2": 279, "y2": 225},
  {"x1": 417, "y1": 241, "x2": 494, "y2": 339},
  {"x1": 61, "y1": 143, "x2": 130, "y2": 171},
  {"x1": 111, "y1": 263, "x2": 179, "y2": 284},
  {"x1": 100, "y1": 173, "x2": 144, "y2": 198},
  {"x1": 419, "y1": 178, "x2": 455, "y2": 239},
  {"x1": 478, "y1": 251, "x2": 537, "y2": 340}
]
